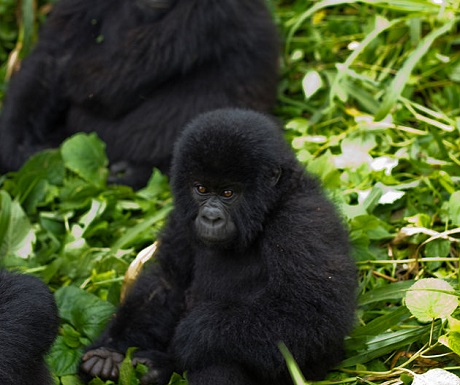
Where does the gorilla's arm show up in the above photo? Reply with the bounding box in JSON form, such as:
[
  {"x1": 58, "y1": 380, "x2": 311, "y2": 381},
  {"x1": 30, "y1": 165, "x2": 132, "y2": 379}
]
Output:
[
  {"x1": 0, "y1": 6, "x2": 73, "y2": 172},
  {"x1": 0, "y1": 271, "x2": 59, "y2": 385},
  {"x1": 80, "y1": 213, "x2": 193, "y2": 383},
  {"x1": 0, "y1": 50, "x2": 68, "y2": 171}
]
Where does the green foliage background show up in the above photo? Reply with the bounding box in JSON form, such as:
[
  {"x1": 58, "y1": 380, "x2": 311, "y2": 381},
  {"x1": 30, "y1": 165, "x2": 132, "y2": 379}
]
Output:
[{"x1": 0, "y1": 0, "x2": 459, "y2": 384}]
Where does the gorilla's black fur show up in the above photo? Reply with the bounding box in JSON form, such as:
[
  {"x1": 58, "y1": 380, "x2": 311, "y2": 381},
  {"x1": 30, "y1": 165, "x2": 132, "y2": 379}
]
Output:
[
  {"x1": 80, "y1": 109, "x2": 357, "y2": 385},
  {"x1": 0, "y1": 0, "x2": 279, "y2": 187},
  {"x1": 0, "y1": 270, "x2": 59, "y2": 385}
]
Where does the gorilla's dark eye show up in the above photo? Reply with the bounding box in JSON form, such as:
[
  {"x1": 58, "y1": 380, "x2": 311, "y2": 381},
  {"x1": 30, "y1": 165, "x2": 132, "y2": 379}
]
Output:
[
  {"x1": 196, "y1": 185, "x2": 208, "y2": 194},
  {"x1": 222, "y1": 190, "x2": 234, "y2": 198}
]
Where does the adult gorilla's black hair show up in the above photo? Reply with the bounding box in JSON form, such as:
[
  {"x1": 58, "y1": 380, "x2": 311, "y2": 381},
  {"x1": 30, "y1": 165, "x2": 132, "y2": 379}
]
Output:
[
  {"x1": 80, "y1": 109, "x2": 357, "y2": 385},
  {"x1": 0, "y1": 0, "x2": 279, "y2": 188},
  {"x1": 0, "y1": 271, "x2": 59, "y2": 385}
]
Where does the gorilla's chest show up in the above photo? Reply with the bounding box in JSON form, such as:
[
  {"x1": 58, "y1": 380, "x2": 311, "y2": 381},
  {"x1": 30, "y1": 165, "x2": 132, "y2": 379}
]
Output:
[{"x1": 187, "y1": 248, "x2": 268, "y2": 306}]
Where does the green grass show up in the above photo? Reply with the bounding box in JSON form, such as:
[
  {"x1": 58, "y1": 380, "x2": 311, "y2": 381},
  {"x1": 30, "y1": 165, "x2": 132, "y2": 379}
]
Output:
[{"x1": 1, "y1": 0, "x2": 460, "y2": 384}]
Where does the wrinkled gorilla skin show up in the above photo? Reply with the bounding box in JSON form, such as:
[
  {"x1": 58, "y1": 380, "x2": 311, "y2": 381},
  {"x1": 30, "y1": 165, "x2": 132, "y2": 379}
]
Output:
[
  {"x1": 0, "y1": 270, "x2": 59, "y2": 385},
  {"x1": 79, "y1": 109, "x2": 357, "y2": 385},
  {"x1": 0, "y1": 0, "x2": 279, "y2": 188}
]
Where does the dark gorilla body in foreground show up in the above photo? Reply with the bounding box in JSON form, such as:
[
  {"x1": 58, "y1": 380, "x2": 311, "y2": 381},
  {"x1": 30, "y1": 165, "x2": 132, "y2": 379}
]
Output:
[
  {"x1": 0, "y1": 270, "x2": 59, "y2": 385},
  {"x1": 0, "y1": 0, "x2": 279, "y2": 187},
  {"x1": 80, "y1": 109, "x2": 357, "y2": 385}
]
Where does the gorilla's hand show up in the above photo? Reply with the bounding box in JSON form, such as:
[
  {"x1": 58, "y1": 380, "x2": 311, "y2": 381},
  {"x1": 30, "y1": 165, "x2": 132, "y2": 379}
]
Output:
[
  {"x1": 132, "y1": 357, "x2": 164, "y2": 385},
  {"x1": 80, "y1": 348, "x2": 124, "y2": 380},
  {"x1": 81, "y1": 348, "x2": 168, "y2": 385}
]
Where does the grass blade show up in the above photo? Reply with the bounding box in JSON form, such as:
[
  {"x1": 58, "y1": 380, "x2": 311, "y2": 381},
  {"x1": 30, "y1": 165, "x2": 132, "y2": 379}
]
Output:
[{"x1": 374, "y1": 18, "x2": 457, "y2": 121}]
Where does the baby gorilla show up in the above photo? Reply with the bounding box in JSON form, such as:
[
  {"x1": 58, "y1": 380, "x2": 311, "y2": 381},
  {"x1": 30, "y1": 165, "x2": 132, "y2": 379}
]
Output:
[{"x1": 80, "y1": 109, "x2": 357, "y2": 385}]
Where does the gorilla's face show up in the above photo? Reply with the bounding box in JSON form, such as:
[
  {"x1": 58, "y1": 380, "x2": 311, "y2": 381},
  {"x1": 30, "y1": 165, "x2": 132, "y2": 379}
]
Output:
[
  {"x1": 191, "y1": 182, "x2": 240, "y2": 245},
  {"x1": 171, "y1": 109, "x2": 292, "y2": 249}
]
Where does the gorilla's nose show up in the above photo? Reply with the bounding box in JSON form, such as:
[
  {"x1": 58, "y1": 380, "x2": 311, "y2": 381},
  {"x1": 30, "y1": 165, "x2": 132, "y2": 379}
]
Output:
[{"x1": 201, "y1": 206, "x2": 224, "y2": 226}]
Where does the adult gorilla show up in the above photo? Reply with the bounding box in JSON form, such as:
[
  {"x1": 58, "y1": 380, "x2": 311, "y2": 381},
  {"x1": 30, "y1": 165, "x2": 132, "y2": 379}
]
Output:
[
  {"x1": 0, "y1": 0, "x2": 279, "y2": 188},
  {"x1": 0, "y1": 270, "x2": 59, "y2": 385},
  {"x1": 79, "y1": 109, "x2": 357, "y2": 385}
]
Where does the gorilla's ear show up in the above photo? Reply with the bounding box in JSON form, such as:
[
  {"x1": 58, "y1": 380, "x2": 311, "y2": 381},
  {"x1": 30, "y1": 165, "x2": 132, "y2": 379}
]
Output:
[{"x1": 270, "y1": 167, "x2": 282, "y2": 187}]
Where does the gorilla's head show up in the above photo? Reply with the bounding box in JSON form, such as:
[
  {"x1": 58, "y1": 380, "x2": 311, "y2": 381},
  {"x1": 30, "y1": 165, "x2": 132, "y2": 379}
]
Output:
[{"x1": 171, "y1": 109, "x2": 299, "y2": 249}]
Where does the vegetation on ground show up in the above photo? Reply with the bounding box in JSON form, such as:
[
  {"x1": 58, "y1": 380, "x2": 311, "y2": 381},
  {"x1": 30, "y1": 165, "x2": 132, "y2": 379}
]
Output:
[{"x1": 0, "y1": 0, "x2": 459, "y2": 384}]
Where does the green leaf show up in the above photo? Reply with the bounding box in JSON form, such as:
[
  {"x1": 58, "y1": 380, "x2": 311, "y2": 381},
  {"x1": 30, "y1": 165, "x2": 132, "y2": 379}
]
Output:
[
  {"x1": 343, "y1": 324, "x2": 433, "y2": 367},
  {"x1": 13, "y1": 150, "x2": 64, "y2": 213},
  {"x1": 442, "y1": 332, "x2": 460, "y2": 356},
  {"x1": 61, "y1": 133, "x2": 109, "y2": 188},
  {"x1": 351, "y1": 306, "x2": 411, "y2": 338},
  {"x1": 0, "y1": 191, "x2": 36, "y2": 259},
  {"x1": 111, "y1": 205, "x2": 172, "y2": 250},
  {"x1": 119, "y1": 347, "x2": 139, "y2": 385},
  {"x1": 305, "y1": 150, "x2": 341, "y2": 189},
  {"x1": 405, "y1": 279, "x2": 458, "y2": 323},
  {"x1": 55, "y1": 286, "x2": 116, "y2": 341},
  {"x1": 359, "y1": 281, "x2": 414, "y2": 306},
  {"x1": 61, "y1": 375, "x2": 85, "y2": 385},
  {"x1": 424, "y1": 239, "x2": 451, "y2": 258},
  {"x1": 47, "y1": 336, "x2": 83, "y2": 376},
  {"x1": 167, "y1": 373, "x2": 188, "y2": 385},
  {"x1": 350, "y1": 215, "x2": 393, "y2": 241}
]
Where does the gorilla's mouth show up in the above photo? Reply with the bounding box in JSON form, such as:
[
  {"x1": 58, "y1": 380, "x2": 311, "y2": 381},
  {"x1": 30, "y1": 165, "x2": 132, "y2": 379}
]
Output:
[{"x1": 194, "y1": 220, "x2": 237, "y2": 246}]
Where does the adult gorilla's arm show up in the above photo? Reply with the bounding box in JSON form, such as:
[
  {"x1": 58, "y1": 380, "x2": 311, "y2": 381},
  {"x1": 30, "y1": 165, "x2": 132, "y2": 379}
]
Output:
[{"x1": 0, "y1": 41, "x2": 67, "y2": 171}]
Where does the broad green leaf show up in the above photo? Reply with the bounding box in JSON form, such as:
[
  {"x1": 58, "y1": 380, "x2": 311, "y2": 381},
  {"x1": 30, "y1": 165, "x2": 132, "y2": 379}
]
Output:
[
  {"x1": 350, "y1": 215, "x2": 392, "y2": 241},
  {"x1": 47, "y1": 336, "x2": 83, "y2": 377},
  {"x1": 449, "y1": 316, "x2": 460, "y2": 333},
  {"x1": 305, "y1": 150, "x2": 341, "y2": 189},
  {"x1": 405, "y1": 279, "x2": 458, "y2": 323},
  {"x1": 439, "y1": 332, "x2": 460, "y2": 357},
  {"x1": 424, "y1": 238, "x2": 451, "y2": 258},
  {"x1": 0, "y1": 191, "x2": 36, "y2": 259},
  {"x1": 13, "y1": 150, "x2": 64, "y2": 213},
  {"x1": 55, "y1": 286, "x2": 116, "y2": 341},
  {"x1": 61, "y1": 133, "x2": 109, "y2": 188}
]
